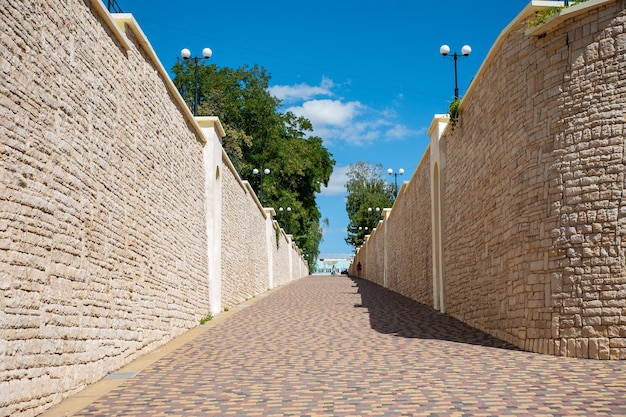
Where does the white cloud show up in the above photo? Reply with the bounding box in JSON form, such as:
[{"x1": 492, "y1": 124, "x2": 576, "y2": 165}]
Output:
[
  {"x1": 384, "y1": 124, "x2": 413, "y2": 140},
  {"x1": 318, "y1": 165, "x2": 349, "y2": 196},
  {"x1": 313, "y1": 118, "x2": 416, "y2": 147},
  {"x1": 272, "y1": 76, "x2": 421, "y2": 147},
  {"x1": 287, "y1": 99, "x2": 363, "y2": 127},
  {"x1": 269, "y1": 76, "x2": 335, "y2": 102}
]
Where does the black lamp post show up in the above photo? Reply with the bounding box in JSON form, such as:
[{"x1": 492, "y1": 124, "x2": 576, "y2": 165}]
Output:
[
  {"x1": 368, "y1": 206, "x2": 381, "y2": 228},
  {"x1": 387, "y1": 168, "x2": 404, "y2": 196},
  {"x1": 253, "y1": 168, "x2": 270, "y2": 206},
  {"x1": 180, "y1": 47, "x2": 212, "y2": 116},
  {"x1": 439, "y1": 44, "x2": 471, "y2": 100},
  {"x1": 278, "y1": 206, "x2": 291, "y2": 233}
]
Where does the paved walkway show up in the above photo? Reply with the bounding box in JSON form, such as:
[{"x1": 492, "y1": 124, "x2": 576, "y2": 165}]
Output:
[{"x1": 43, "y1": 275, "x2": 626, "y2": 417}]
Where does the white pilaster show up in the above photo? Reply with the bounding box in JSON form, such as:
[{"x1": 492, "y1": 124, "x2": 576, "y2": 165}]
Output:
[
  {"x1": 197, "y1": 116, "x2": 225, "y2": 316},
  {"x1": 428, "y1": 114, "x2": 449, "y2": 313}
]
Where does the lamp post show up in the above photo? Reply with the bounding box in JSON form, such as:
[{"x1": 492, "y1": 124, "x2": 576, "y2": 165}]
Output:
[
  {"x1": 439, "y1": 44, "x2": 471, "y2": 100},
  {"x1": 278, "y1": 206, "x2": 291, "y2": 233},
  {"x1": 180, "y1": 47, "x2": 212, "y2": 116},
  {"x1": 387, "y1": 168, "x2": 404, "y2": 196},
  {"x1": 253, "y1": 168, "x2": 270, "y2": 206},
  {"x1": 368, "y1": 206, "x2": 381, "y2": 228}
]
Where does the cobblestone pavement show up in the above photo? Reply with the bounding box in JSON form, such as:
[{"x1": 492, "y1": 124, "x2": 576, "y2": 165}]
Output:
[{"x1": 52, "y1": 275, "x2": 626, "y2": 416}]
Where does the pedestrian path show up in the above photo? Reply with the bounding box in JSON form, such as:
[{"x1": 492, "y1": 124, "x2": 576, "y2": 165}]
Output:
[{"x1": 42, "y1": 275, "x2": 626, "y2": 416}]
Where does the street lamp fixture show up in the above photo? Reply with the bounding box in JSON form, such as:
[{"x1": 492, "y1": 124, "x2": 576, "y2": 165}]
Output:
[
  {"x1": 180, "y1": 47, "x2": 212, "y2": 116},
  {"x1": 278, "y1": 206, "x2": 291, "y2": 233},
  {"x1": 439, "y1": 44, "x2": 471, "y2": 100},
  {"x1": 253, "y1": 168, "x2": 270, "y2": 206},
  {"x1": 368, "y1": 207, "x2": 381, "y2": 228},
  {"x1": 387, "y1": 168, "x2": 404, "y2": 196}
]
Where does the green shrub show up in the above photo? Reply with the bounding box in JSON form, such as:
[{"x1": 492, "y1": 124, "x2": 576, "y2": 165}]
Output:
[
  {"x1": 449, "y1": 99, "x2": 460, "y2": 129},
  {"x1": 527, "y1": 1, "x2": 589, "y2": 28}
]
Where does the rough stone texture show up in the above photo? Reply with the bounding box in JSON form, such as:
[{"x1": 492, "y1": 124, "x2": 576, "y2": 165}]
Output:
[
  {"x1": 353, "y1": 1, "x2": 626, "y2": 360},
  {"x1": 443, "y1": 0, "x2": 626, "y2": 360},
  {"x1": 272, "y1": 226, "x2": 292, "y2": 288},
  {"x1": 386, "y1": 154, "x2": 433, "y2": 306},
  {"x1": 0, "y1": 2, "x2": 210, "y2": 415},
  {"x1": 363, "y1": 225, "x2": 385, "y2": 288},
  {"x1": 0, "y1": 2, "x2": 308, "y2": 416},
  {"x1": 220, "y1": 169, "x2": 269, "y2": 309},
  {"x1": 353, "y1": 151, "x2": 433, "y2": 305},
  {"x1": 291, "y1": 243, "x2": 306, "y2": 281}
]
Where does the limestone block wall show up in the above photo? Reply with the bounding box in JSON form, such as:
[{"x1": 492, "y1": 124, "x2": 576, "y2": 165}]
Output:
[
  {"x1": 289, "y1": 242, "x2": 300, "y2": 285},
  {"x1": 363, "y1": 224, "x2": 385, "y2": 287},
  {"x1": 352, "y1": 153, "x2": 433, "y2": 305},
  {"x1": 220, "y1": 165, "x2": 270, "y2": 308},
  {"x1": 272, "y1": 225, "x2": 291, "y2": 287},
  {"x1": 292, "y1": 244, "x2": 307, "y2": 282},
  {"x1": 385, "y1": 155, "x2": 433, "y2": 305},
  {"x1": 351, "y1": 0, "x2": 626, "y2": 359},
  {"x1": 0, "y1": 2, "x2": 210, "y2": 416},
  {"x1": 1, "y1": 2, "x2": 309, "y2": 416},
  {"x1": 442, "y1": 21, "x2": 554, "y2": 353},
  {"x1": 553, "y1": 1, "x2": 626, "y2": 359},
  {"x1": 443, "y1": 0, "x2": 626, "y2": 360}
]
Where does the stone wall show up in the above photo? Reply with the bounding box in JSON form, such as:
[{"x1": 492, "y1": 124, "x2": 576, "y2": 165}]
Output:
[
  {"x1": 1, "y1": 3, "x2": 209, "y2": 415},
  {"x1": 272, "y1": 226, "x2": 292, "y2": 287},
  {"x1": 385, "y1": 154, "x2": 433, "y2": 305},
  {"x1": 352, "y1": 150, "x2": 433, "y2": 304},
  {"x1": 220, "y1": 166, "x2": 270, "y2": 308},
  {"x1": 362, "y1": 223, "x2": 385, "y2": 287},
  {"x1": 445, "y1": 0, "x2": 626, "y2": 360},
  {"x1": 351, "y1": 0, "x2": 626, "y2": 360},
  {"x1": 289, "y1": 241, "x2": 306, "y2": 285},
  {"x1": 0, "y1": 2, "x2": 308, "y2": 416}
]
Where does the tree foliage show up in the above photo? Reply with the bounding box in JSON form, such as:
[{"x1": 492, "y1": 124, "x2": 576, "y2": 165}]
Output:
[
  {"x1": 172, "y1": 59, "x2": 335, "y2": 268},
  {"x1": 344, "y1": 162, "x2": 396, "y2": 249}
]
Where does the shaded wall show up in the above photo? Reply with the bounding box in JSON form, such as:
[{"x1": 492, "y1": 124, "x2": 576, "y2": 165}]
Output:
[
  {"x1": 443, "y1": 0, "x2": 626, "y2": 360},
  {"x1": 386, "y1": 152, "x2": 433, "y2": 305},
  {"x1": 351, "y1": 0, "x2": 626, "y2": 360}
]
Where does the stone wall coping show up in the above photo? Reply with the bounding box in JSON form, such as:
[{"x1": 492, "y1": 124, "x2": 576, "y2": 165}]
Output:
[
  {"x1": 91, "y1": 8, "x2": 209, "y2": 145},
  {"x1": 273, "y1": 220, "x2": 292, "y2": 242},
  {"x1": 525, "y1": 0, "x2": 615, "y2": 35},
  {"x1": 89, "y1": 0, "x2": 130, "y2": 51},
  {"x1": 196, "y1": 116, "x2": 226, "y2": 142},
  {"x1": 219, "y1": 147, "x2": 270, "y2": 220},
  {"x1": 427, "y1": 114, "x2": 450, "y2": 137},
  {"x1": 455, "y1": 0, "x2": 611, "y2": 124},
  {"x1": 385, "y1": 144, "x2": 430, "y2": 219}
]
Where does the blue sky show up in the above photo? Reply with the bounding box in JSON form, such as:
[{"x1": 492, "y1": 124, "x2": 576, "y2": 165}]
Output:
[{"x1": 116, "y1": 0, "x2": 537, "y2": 258}]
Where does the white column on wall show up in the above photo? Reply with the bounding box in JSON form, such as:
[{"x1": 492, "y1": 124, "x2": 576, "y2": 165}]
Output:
[
  {"x1": 428, "y1": 115, "x2": 449, "y2": 313},
  {"x1": 382, "y1": 208, "x2": 392, "y2": 288},
  {"x1": 288, "y1": 236, "x2": 294, "y2": 282},
  {"x1": 265, "y1": 208, "x2": 276, "y2": 289},
  {"x1": 198, "y1": 117, "x2": 225, "y2": 316},
  {"x1": 364, "y1": 234, "x2": 370, "y2": 279}
]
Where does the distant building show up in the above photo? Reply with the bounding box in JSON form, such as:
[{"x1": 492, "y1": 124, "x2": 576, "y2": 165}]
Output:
[{"x1": 315, "y1": 258, "x2": 352, "y2": 274}]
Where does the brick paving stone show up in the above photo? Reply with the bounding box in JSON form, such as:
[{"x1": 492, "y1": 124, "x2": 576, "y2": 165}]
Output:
[{"x1": 62, "y1": 275, "x2": 625, "y2": 416}]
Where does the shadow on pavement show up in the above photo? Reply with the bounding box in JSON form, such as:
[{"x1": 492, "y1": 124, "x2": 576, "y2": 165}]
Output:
[{"x1": 351, "y1": 277, "x2": 520, "y2": 351}]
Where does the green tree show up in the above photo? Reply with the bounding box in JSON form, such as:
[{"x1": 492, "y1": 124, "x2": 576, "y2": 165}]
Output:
[
  {"x1": 344, "y1": 162, "x2": 395, "y2": 249},
  {"x1": 172, "y1": 60, "x2": 335, "y2": 269}
]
